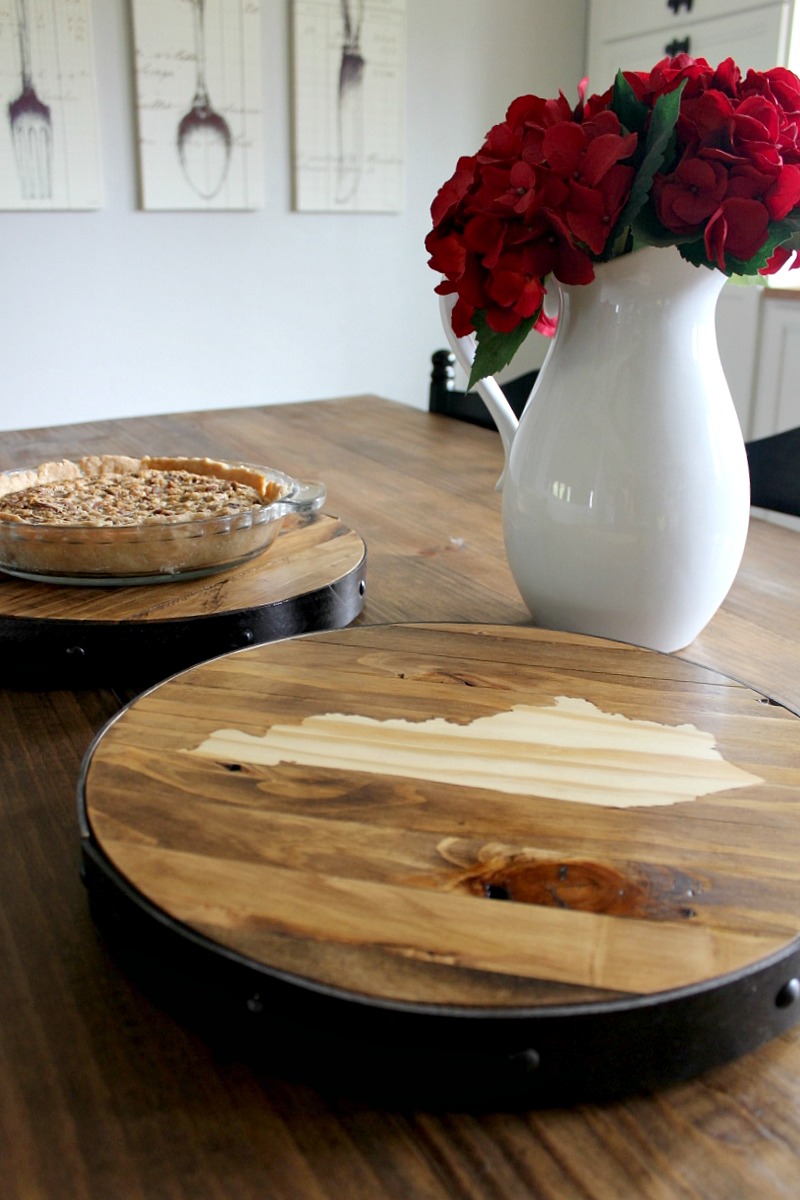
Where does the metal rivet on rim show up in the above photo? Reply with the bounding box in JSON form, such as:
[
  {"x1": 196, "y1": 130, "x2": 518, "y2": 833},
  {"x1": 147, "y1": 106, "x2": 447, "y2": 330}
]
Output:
[
  {"x1": 776, "y1": 979, "x2": 800, "y2": 1009},
  {"x1": 510, "y1": 1048, "x2": 540, "y2": 1073}
]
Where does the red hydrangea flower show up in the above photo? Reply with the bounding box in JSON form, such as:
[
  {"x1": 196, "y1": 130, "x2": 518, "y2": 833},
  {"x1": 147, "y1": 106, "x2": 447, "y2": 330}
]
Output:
[
  {"x1": 424, "y1": 88, "x2": 638, "y2": 340},
  {"x1": 428, "y1": 55, "x2": 800, "y2": 381},
  {"x1": 653, "y1": 156, "x2": 728, "y2": 233}
]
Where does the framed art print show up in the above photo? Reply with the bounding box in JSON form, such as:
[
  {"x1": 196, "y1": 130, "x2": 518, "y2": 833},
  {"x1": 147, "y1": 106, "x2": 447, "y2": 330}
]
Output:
[
  {"x1": 291, "y1": 0, "x2": 405, "y2": 213},
  {"x1": 132, "y1": 0, "x2": 264, "y2": 211},
  {"x1": 0, "y1": 0, "x2": 102, "y2": 210}
]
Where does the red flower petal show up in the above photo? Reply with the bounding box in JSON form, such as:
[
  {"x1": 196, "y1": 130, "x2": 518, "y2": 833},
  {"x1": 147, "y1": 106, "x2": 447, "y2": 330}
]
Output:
[
  {"x1": 485, "y1": 306, "x2": 525, "y2": 333},
  {"x1": 565, "y1": 184, "x2": 608, "y2": 254},
  {"x1": 654, "y1": 156, "x2": 728, "y2": 232},
  {"x1": 425, "y1": 231, "x2": 467, "y2": 278},
  {"x1": 534, "y1": 306, "x2": 559, "y2": 337},
  {"x1": 721, "y1": 197, "x2": 770, "y2": 260},
  {"x1": 579, "y1": 131, "x2": 638, "y2": 186},
  {"x1": 451, "y1": 297, "x2": 477, "y2": 337},
  {"x1": 764, "y1": 163, "x2": 800, "y2": 219},
  {"x1": 542, "y1": 122, "x2": 585, "y2": 176},
  {"x1": 704, "y1": 207, "x2": 728, "y2": 270},
  {"x1": 705, "y1": 197, "x2": 769, "y2": 266},
  {"x1": 463, "y1": 215, "x2": 506, "y2": 266},
  {"x1": 430, "y1": 156, "x2": 477, "y2": 227}
]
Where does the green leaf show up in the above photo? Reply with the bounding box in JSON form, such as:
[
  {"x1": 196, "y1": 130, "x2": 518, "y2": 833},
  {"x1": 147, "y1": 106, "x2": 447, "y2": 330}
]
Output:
[
  {"x1": 468, "y1": 311, "x2": 537, "y2": 389},
  {"x1": 610, "y1": 70, "x2": 650, "y2": 135},
  {"x1": 675, "y1": 238, "x2": 715, "y2": 270},
  {"x1": 767, "y1": 214, "x2": 800, "y2": 255},
  {"x1": 645, "y1": 81, "x2": 685, "y2": 165},
  {"x1": 603, "y1": 81, "x2": 686, "y2": 258}
]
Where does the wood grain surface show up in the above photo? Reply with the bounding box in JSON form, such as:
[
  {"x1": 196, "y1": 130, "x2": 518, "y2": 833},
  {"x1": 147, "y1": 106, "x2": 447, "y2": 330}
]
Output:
[
  {"x1": 2, "y1": 397, "x2": 800, "y2": 1200},
  {"x1": 83, "y1": 622, "x2": 800, "y2": 1009}
]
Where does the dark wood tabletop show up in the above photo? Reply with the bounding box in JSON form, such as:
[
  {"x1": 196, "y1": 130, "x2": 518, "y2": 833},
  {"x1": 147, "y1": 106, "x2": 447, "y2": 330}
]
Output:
[{"x1": 2, "y1": 395, "x2": 799, "y2": 1200}]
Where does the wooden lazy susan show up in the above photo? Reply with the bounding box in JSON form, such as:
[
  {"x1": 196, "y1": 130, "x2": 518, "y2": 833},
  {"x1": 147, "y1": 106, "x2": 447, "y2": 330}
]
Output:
[
  {"x1": 0, "y1": 514, "x2": 366, "y2": 688},
  {"x1": 79, "y1": 623, "x2": 800, "y2": 1103}
]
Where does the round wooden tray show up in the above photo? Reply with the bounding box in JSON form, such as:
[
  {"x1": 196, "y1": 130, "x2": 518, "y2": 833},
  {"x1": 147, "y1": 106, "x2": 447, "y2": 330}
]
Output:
[
  {"x1": 0, "y1": 514, "x2": 366, "y2": 688},
  {"x1": 78, "y1": 623, "x2": 800, "y2": 1103}
]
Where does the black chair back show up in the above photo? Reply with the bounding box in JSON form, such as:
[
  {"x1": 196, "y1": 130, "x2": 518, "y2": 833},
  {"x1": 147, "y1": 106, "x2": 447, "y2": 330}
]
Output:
[{"x1": 746, "y1": 427, "x2": 800, "y2": 518}]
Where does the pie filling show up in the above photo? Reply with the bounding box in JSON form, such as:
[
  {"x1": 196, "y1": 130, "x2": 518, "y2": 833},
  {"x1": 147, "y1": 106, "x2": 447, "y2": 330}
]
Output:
[{"x1": 0, "y1": 455, "x2": 285, "y2": 527}]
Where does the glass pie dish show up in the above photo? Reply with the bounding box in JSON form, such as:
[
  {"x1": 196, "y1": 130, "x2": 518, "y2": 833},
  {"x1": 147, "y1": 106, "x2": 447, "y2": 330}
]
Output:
[{"x1": 0, "y1": 462, "x2": 326, "y2": 586}]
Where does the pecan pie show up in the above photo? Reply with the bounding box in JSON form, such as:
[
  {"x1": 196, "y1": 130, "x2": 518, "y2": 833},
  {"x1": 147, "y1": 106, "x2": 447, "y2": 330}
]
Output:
[
  {"x1": 0, "y1": 455, "x2": 283, "y2": 524},
  {"x1": 0, "y1": 455, "x2": 316, "y2": 585}
]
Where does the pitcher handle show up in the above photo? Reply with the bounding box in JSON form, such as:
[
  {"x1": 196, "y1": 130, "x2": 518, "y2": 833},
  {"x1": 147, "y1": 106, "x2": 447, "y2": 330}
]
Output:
[{"x1": 438, "y1": 294, "x2": 518, "y2": 489}]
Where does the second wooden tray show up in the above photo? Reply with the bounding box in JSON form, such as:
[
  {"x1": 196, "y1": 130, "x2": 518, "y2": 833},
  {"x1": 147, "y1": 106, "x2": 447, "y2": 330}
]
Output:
[
  {"x1": 78, "y1": 623, "x2": 800, "y2": 1102},
  {"x1": 0, "y1": 514, "x2": 366, "y2": 688}
]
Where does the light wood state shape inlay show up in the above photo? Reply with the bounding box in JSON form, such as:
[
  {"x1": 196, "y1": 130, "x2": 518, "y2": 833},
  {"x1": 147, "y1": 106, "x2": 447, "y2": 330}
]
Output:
[{"x1": 189, "y1": 695, "x2": 763, "y2": 807}]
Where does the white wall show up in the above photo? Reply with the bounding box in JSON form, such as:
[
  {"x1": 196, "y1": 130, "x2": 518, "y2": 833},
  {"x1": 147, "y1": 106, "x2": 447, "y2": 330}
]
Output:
[{"x1": 0, "y1": 0, "x2": 587, "y2": 432}]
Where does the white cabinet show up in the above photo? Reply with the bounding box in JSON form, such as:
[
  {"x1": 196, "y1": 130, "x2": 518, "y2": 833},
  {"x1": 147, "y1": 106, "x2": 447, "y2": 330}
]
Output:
[
  {"x1": 586, "y1": 0, "x2": 795, "y2": 91},
  {"x1": 750, "y1": 295, "x2": 800, "y2": 437},
  {"x1": 592, "y1": 0, "x2": 741, "y2": 41}
]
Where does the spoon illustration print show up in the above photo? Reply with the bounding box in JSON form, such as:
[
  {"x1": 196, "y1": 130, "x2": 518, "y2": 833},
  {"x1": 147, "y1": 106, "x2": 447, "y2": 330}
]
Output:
[
  {"x1": 8, "y1": 0, "x2": 52, "y2": 200},
  {"x1": 336, "y1": 0, "x2": 365, "y2": 204},
  {"x1": 176, "y1": 0, "x2": 232, "y2": 200}
]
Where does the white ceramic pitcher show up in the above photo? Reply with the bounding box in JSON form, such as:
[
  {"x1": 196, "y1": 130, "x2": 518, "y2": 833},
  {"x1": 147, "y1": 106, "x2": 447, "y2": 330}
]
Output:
[{"x1": 439, "y1": 245, "x2": 751, "y2": 653}]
